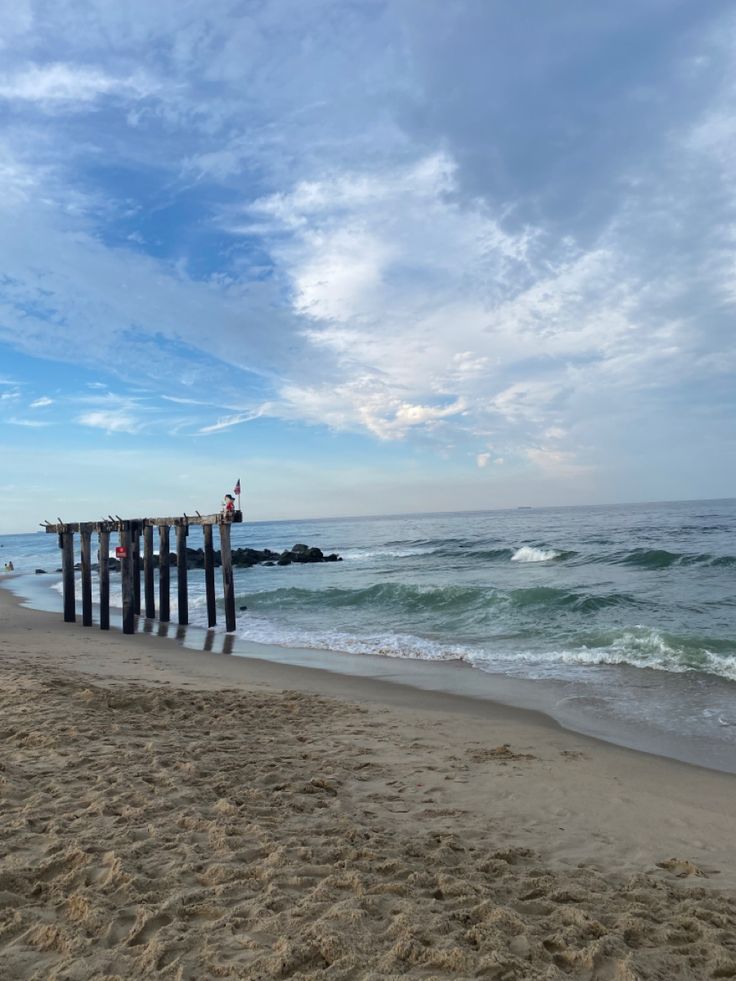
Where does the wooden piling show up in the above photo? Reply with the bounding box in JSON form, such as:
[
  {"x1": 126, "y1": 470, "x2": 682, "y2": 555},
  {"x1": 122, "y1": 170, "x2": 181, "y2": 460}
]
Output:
[
  {"x1": 220, "y1": 521, "x2": 236, "y2": 632},
  {"x1": 61, "y1": 530, "x2": 76, "y2": 623},
  {"x1": 159, "y1": 525, "x2": 170, "y2": 622},
  {"x1": 203, "y1": 523, "x2": 217, "y2": 627},
  {"x1": 132, "y1": 524, "x2": 141, "y2": 616},
  {"x1": 98, "y1": 530, "x2": 110, "y2": 630},
  {"x1": 80, "y1": 528, "x2": 92, "y2": 627},
  {"x1": 143, "y1": 525, "x2": 155, "y2": 619},
  {"x1": 120, "y1": 523, "x2": 135, "y2": 635},
  {"x1": 46, "y1": 511, "x2": 242, "y2": 634},
  {"x1": 176, "y1": 523, "x2": 189, "y2": 626}
]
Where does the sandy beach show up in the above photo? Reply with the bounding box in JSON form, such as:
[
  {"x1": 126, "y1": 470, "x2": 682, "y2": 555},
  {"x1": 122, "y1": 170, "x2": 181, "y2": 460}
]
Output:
[{"x1": 1, "y1": 587, "x2": 735, "y2": 979}]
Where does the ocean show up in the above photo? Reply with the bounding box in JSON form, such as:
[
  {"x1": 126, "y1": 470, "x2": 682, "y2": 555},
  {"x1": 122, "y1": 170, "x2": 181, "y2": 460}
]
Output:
[{"x1": 2, "y1": 498, "x2": 735, "y2": 770}]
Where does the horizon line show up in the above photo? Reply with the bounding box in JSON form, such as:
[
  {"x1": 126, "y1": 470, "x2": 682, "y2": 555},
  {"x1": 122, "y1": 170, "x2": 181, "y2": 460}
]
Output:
[{"x1": 2, "y1": 494, "x2": 734, "y2": 536}]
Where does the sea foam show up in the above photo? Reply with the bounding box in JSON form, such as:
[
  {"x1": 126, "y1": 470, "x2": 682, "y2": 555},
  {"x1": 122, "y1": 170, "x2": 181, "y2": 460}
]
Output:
[{"x1": 511, "y1": 545, "x2": 560, "y2": 562}]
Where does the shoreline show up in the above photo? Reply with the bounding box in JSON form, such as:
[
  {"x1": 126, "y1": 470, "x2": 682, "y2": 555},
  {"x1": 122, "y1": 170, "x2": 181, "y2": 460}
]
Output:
[
  {"x1": 4, "y1": 573, "x2": 736, "y2": 776},
  {"x1": 1, "y1": 585, "x2": 735, "y2": 977},
  {"x1": 2, "y1": 584, "x2": 736, "y2": 854}
]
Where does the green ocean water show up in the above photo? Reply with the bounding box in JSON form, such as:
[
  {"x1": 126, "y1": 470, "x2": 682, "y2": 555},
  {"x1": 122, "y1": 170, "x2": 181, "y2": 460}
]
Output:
[{"x1": 4, "y1": 498, "x2": 735, "y2": 681}]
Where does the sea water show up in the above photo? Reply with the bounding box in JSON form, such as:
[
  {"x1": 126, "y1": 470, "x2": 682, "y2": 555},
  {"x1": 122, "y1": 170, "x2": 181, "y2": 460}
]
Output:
[{"x1": 2, "y1": 499, "x2": 735, "y2": 769}]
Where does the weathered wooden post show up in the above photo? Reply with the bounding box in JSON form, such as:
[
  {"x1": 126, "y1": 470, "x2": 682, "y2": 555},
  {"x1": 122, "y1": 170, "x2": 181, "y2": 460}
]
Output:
[
  {"x1": 159, "y1": 525, "x2": 170, "y2": 622},
  {"x1": 176, "y1": 522, "x2": 189, "y2": 626},
  {"x1": 80, "y1": 525, "x2": 93, "y2": 627},
  {"x1": 203, "y1": 523, "x2": 217, "y2": 627},
  {"x1": 46, "y1": 510, "x2": 241, "y2": 634},
  {"x1": 98, "y1": 529, "x2": 110, "y2": 630},
  {"x1": 143, "y1": 525, "x2": 155, "y2": 619},
  {"x1": 60, "y1": 527, "x2": 76, "y2": 623},
  {"x1": 220, "y1": 520, "x2": 236, "y2": 632},
  {"x1": 132, "y1": 523, "x2": 141, "y2": 616},
  {"x1": 120, "y1": 521, "x2": 135, "y2": 635}
]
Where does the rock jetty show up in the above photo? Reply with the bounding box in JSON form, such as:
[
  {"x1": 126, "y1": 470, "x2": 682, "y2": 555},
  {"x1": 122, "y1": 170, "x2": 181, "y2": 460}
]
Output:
[
  {"x1": 182, "y1": 543, "x2": 342, "y2": 569},
  {"x1": 84, "y1": 544, "x2": 341, "y2": 573}
]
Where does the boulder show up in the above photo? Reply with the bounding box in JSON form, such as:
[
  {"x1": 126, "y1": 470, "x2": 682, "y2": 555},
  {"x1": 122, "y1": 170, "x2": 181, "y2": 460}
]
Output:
[
  {"x1": 100, "y1": 541, "x2": 340, "y2": 570},
  {"x1": 185, "y1": 547, "x2": 205, "y2": 569}
]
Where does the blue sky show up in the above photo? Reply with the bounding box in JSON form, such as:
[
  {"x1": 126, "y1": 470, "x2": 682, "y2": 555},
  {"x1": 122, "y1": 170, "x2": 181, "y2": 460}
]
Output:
[{"x1": 1, "y1": 0, "x2": 735, "y2": 532}]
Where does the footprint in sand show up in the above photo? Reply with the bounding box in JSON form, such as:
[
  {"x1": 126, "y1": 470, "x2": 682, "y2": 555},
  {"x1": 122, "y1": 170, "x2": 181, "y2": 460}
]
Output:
[
  {"x1": 104, "y1": 910, "x2": 137, "y2": 946},
  {"x1": 127, "y1": 912, "x2": 173, "y2": 947},
  {"x1": 656, "y1": 857, "x2": 717, "y2": 878}
]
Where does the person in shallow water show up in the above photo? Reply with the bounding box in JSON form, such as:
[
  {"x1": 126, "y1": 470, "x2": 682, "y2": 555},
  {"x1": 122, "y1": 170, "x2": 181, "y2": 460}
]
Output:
[{"x1": 3, "y1": 561, "x2": 13, "y2": 571}]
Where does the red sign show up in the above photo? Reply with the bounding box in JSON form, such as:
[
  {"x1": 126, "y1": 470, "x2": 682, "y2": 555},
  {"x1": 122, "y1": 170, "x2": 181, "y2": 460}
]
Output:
[{"x1": 115, "y1": 546, "x2": 127, "y2": 558}]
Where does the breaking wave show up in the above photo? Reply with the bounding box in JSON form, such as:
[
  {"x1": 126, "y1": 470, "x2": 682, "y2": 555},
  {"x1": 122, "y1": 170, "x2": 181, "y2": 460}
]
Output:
[
  {"x1": 511, "y1": 546, "x2": 563, "y2": 562},
  {"x1": 479, "y1": 629, "x2": 736, "y2": 683},
  {"x1": 221, "y1": 609, "x2": 736, "y2": 684}
]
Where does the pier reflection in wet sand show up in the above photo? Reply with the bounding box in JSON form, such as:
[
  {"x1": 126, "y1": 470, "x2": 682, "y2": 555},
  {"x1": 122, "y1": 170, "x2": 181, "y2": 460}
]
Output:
[{"x1": 143, "y1": 616, "x2": 236, "y2": 655}]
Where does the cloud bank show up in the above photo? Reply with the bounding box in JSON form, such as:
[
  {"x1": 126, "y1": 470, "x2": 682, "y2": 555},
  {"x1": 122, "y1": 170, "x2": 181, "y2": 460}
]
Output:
[{"x1": 0, "y1": 0, "x2": 734, "y2": 510}]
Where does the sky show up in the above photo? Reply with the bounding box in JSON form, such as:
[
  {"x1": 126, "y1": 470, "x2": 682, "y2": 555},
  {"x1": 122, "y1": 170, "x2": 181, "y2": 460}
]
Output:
[{"x1": 1, "y1": 0, "x2": 735, "y2": 532}]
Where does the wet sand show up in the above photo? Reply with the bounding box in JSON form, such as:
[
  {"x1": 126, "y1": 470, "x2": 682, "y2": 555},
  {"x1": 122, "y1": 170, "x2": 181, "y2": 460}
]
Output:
[{"x1": 1, "y1": 588, "x2": 735, "y2": 979}]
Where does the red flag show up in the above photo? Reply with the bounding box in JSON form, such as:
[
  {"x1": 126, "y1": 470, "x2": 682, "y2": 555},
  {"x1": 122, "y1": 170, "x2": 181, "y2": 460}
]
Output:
[{"x1": 234, "y1": 478, "x2": 241, "y2": 496}]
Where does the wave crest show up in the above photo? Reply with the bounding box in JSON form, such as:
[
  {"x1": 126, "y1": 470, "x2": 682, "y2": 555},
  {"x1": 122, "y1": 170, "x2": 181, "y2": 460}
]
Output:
[
  {"x1": 511, "y1": 546, "x2": 561, "y2": 562},
  {"x1": 614, "y1": 548, "x2": 736, "y2": 569}
]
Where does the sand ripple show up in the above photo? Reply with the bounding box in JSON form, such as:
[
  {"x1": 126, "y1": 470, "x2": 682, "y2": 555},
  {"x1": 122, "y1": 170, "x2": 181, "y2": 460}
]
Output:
[{"x1": 1, "y1": 663, "x2": 735, "y2": 979}]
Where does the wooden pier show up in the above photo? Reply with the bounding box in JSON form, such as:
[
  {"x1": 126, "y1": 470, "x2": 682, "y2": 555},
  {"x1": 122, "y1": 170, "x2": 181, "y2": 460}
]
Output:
[{"x1": 44, "y1": 512, "x2": 242, "y2": 635}]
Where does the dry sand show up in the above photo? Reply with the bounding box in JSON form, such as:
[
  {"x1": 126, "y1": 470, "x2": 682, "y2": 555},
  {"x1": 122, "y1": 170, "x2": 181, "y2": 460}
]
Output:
[{"x1": 1, "y1": 588, "x2": 735, "y2": 979}]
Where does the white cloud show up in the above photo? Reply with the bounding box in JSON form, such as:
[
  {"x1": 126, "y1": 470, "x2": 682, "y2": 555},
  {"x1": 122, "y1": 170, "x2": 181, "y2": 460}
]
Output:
[
  {"x1": 278, "y1": 374, "x2": 466, "y2": 440},
  {"x1": 77, "y1": 409, "x2": 141, "y2": 434},
  {"x1": 293, "y1": 228, "x2": 395, "y2": 322},
  {"x1": 489, "y1": 380, "x2": 569, "y2": 425},
  {"x1": 525, "y1": 446, "x2": 592, "y2": 478},
  {"x1": 29, "y1": 396, "x2": 53, "y2": 408},
  {"x1": 0, "y1": 153, "x2": 40, "y2": 204},
  {"x1": 161, "y1": 395, "x2": 215, "y2": 406},
  {"x1": 0, "y1": 0, "x2": 732, "y2": 509},
  {"x1": 237, "y1": 153, "x2": 670, "y2": 460},
  {"x1": 198, "y1": 406, "x2": 270, "y2": 434},
  {"x1": 7, "y1": 416, "x2": 50, "y2": 427},
  {"x1": 475, "y1": 451, "x2": 505, "y2": 468},
  {"x1": 0, "y1": 63, "x2": 153, "y2": 107}
]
